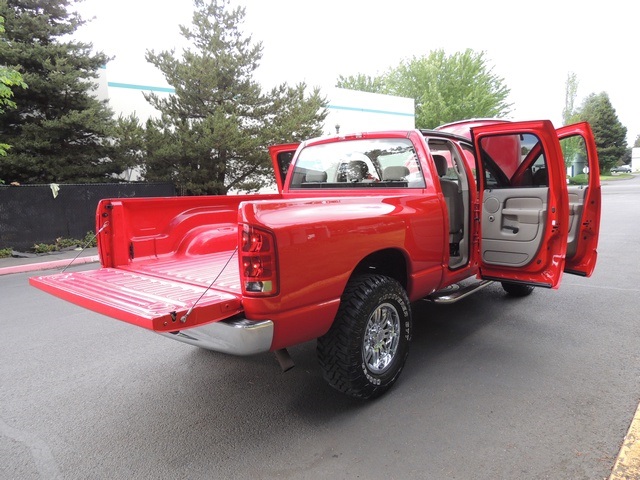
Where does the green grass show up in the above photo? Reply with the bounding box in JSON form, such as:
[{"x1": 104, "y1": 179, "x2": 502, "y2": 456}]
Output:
[
  {"x1": 568, "y1": 172, "x2": 634, "y2": 185},
  {"x1": 602, "y1": 173, "x2": 633, "y2": 180}
]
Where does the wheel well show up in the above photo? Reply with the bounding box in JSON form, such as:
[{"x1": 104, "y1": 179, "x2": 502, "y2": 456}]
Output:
[{"x1": 351, "y1": 249, "x2": 408, "y2": 289}]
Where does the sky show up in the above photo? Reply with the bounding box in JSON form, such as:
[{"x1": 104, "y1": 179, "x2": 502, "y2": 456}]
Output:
[{"x1": 74, "y1": 0, "x2": 639, "y2": 144}]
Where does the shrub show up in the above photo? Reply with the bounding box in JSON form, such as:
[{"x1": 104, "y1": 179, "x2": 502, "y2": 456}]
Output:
[
  {"x1": 29, "y1": 232, "x2": 97, "y2": 254},
  {"x1": 33, "y1": 242, "x2": 58, "y2": 254},
  {"x1": 568, "y1": 174, "x2": 588, "y2": 185}
]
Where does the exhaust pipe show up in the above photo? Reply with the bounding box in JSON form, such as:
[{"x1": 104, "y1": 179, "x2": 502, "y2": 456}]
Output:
[{"x1": 274, "y1": 348, "x2": 295, "y2": 372}]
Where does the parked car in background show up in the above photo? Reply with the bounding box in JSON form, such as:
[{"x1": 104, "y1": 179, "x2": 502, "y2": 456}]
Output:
[{"x1": 611, "y1": 165, "x2": 632, "y2": 173}]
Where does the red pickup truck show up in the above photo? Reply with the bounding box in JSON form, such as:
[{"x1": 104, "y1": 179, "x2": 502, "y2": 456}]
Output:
[{"x1": 30, "y1": 119, "x2": 601, "y2": 399}]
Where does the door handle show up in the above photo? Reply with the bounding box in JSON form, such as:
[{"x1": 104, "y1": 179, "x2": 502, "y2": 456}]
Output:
[{"x1": 503, "y1": 225, "x2": 519, "y2": 234}]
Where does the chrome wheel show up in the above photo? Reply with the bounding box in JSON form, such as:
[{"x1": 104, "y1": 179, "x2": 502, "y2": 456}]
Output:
[{"x1": 363, "y1": 302, "x2": 400, "y2": 374}]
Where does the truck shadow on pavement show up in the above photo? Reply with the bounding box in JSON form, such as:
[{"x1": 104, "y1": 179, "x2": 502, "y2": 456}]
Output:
[{"x1": 276, "y1": 281, "x2": 535, "y2": 415}]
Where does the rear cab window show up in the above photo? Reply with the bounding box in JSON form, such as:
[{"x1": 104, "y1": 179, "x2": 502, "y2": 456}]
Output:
[{"x1": 288, "y1": 138, "x2": 426, "y2": 189}]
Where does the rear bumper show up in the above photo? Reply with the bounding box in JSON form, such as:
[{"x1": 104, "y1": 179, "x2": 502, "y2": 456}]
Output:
[{"x1": 158, "y1": 316, "x2": 274, "y2": 355}]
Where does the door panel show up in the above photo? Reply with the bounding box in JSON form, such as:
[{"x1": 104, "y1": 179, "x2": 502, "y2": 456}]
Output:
[
  {"x1": 567, "y1": 186, "x2": 586, "y2": 257},
  {"x1": 482, "y1": 188, "x2": 547, "y2": 267}
]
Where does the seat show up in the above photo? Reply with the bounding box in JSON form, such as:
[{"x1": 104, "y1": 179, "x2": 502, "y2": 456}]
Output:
[
  {"x1": 433, "y1": 154, "x2": 464, "y2": 252},
  {"x1": 382, "y1": 166, "x2": 409, "y2": 181}
]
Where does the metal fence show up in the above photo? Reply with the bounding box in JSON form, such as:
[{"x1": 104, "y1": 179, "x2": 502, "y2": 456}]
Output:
[{"x1": 0, "y1": 183, "x2": 175, "y2": 251}]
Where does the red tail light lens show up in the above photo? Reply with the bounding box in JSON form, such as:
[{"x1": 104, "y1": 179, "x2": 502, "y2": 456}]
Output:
[{"x1": 240, "y1": 225, "x2": 278, "y2": 296}]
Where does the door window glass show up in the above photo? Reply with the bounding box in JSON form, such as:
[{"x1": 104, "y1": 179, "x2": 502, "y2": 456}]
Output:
[
  {"x1": 560, "y1": 134, "x2": 588, "y2": 181},
  {"x1": 479, "y1": 133, "x2": 548, "y2": 189}
]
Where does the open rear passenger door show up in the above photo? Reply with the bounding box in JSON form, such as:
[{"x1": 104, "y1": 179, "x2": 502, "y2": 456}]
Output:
[
  {"x1": 473, "y1": 120, "x2": 570, "y2": 288},
  {"x1": 556, "y1": 122, "x2": 601, "y2": 277}
]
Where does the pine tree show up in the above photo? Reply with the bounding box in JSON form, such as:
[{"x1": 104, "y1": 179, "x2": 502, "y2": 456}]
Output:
[
  {"x1": 0, "y1": 0, "x2": 121, "y2": 184},
  {"x1": 143, "y1": 0, "x2": 326, "y2": 195},
  {"x1": 576, "y1": 92, "x2": 627, "y2": 173}
]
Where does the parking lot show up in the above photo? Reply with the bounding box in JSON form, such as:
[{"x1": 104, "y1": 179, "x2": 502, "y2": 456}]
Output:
[{"x1": 1, "y1": 176, "x2": 639, "y2": 479}]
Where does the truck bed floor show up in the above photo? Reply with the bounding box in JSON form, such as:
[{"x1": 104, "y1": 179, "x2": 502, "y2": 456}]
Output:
[{"x1": 119, "y1": 250, "x2": 241, "y2": 294}]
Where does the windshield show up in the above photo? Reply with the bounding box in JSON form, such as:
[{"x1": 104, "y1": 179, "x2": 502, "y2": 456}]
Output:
[{"x1": 289, "y1": 138, "x2": 425, "y2": 189}]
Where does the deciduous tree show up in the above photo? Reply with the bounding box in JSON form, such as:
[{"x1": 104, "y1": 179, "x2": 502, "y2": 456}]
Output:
[
  {"x1": 562, "y1": 72, "x2": 579, "y2": 125},
  {"x1": 386, "y1": 50, "x2": 511, "y2": 129},
  {"x1": 335, "y1": 73, "x2": 384, "y2": 93},
  {"x1": 335, "y1": 49, "x2": 511, "y2": 129}
]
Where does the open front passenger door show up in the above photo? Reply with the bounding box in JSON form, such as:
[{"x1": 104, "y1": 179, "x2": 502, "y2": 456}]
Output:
[{"x1": 473, "y1": 120, "x2": 570, "y2": 288}]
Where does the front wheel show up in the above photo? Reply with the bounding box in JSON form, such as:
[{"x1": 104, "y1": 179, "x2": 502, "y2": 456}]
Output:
[
  {"x1": 317, "y1": 274, "x2": 412, "y2": 400},
  {"x1": 501, "y1": 281, "x2": 535, "y2": 297}
]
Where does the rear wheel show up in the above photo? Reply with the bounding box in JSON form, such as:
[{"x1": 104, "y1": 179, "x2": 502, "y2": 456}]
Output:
[
  {"x1": 317, "y1": 274, "x2": 412, "y2": 400},
  {"x1": 501, "y1": 281, "x2": 535, "y2": 297}
]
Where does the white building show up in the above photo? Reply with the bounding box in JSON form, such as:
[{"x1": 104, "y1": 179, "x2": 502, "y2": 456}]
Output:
[
  {"x1": 632, "y1": 148, "x2": 640, "y2": 173},
  {"x1": 96, "y1": 66, "x2": 415, "y2": 135},
  {"x1": 321, "y1": 87, "x2": 415, "y2": 136}
]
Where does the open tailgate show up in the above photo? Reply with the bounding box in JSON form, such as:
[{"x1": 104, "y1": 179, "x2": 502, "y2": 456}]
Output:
[{"x1": 29, "y1": 268, "x2": 243, "y2": 332}]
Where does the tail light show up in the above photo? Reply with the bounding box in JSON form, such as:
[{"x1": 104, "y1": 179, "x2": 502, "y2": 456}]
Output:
[{"x1": 240, "y1": 224, "x2": 278, "y2": 296}]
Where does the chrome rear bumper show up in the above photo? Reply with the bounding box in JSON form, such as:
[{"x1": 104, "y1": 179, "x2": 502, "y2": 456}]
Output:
[{"x1": 158, "y1": 316, "x2": 274, "y2": 355}]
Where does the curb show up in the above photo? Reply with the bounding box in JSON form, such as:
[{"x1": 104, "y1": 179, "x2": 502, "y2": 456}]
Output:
[
  {"x1": 0, "y1": 255, "x2": 100, "y2": 276},
  {"x1": 609, "y1": 401, "x2": 640, "y2": 479}
]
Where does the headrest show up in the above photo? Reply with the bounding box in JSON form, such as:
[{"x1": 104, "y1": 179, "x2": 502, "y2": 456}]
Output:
[
  {"x1": 532, "y1": 168, "x2": 548, "y2": 186},
  {"x1": 432, "y1": 154, "x2": 448, "y2": 177},
  {"x1": 348, "y1": 160, "x2": 368, "y2": 174},
  {"x1": 382, "y1": 166, "x2": 410, "y2": 181},
  {"x1": 305, "y1": 171, "x2": 327, "y2": 183}
]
